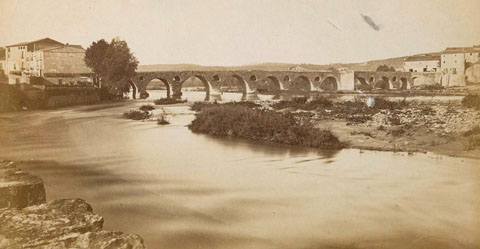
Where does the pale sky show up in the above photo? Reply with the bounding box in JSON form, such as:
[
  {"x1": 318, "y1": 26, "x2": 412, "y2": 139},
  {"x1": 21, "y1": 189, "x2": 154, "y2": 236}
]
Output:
[{"x1": 1, "y1": 0, "x2": 479, "y2": 66}]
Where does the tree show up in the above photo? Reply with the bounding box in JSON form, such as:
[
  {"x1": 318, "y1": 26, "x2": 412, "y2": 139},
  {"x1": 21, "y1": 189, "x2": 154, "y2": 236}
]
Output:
[
  {"x1": 84, "y1": 39, "x2": 109, "y2": 87},
  {"x1": 84, "y1": 38, "x2": 139, "y2": 95},
  {"x1": 376, "y1": 64, "x2": 389, "y2": 72},
  {"x1": 389, "y1": 66, "x2": 396, "y2": 72}
]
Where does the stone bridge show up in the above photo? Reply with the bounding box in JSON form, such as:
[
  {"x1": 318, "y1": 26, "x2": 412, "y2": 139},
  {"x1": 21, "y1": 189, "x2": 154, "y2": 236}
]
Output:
[
  {"x1": 130, "y1": 70, "x2": 440, "y2": 100},
  {"x1": 354, "y1": 71, "x2": 440, "y2": 90},
  {"x1": 131, "y1": 70, "x2": 353, "y2": 100}
]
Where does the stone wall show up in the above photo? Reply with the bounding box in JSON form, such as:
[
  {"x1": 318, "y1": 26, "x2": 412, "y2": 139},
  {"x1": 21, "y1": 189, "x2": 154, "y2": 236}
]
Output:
[
  {"x1": 43, "y1": 46, "x2": 91, "y2": 74},
  {"x1": 0, "y1": 161, "x2": 145, "y2": 249}
]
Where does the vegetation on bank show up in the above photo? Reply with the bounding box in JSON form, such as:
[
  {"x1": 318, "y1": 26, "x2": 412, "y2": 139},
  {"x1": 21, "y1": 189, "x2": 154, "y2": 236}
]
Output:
[
  {"x1": 188, "y1": 104, "x2": 345, "y2": 149},
  {"x1": 153, "y1": 98, "x2": 186, "y2": 105},
  {"x1": 462, "y1": 94, "x2": 480, "y2": 110},
  {"x1": 123, "y1": 104, "x2": 154, "y2": 120},
  {"x1": 123, "y1": 110, "x2": 151, "y2": 120},
  {"x1": 190, "y1": 101, "x2": 261, "y2": 112},
  {"x1": 157, "y1": 114, "x2": 170, "y2": 125}
]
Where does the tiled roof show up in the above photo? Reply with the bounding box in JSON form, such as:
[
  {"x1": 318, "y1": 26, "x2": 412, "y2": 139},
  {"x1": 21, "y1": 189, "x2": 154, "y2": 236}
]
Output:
[
  {"x1": 6, "y1": 38, "x2": 63, "y2": 47},
  {"x1": 405, "y1": 55, "x2": 440, "y2": 62},
  {"x1": 39, "y1": 45, "x2": 84, "y2": 52},
  {"x1": 442, "y1": 47, "x2": 480, "y2": 54}
]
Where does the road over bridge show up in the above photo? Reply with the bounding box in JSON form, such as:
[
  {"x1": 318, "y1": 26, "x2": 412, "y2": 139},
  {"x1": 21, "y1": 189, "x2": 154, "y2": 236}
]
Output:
[{"x1": 130, "y1": 70, "x2": 440, "y2": 100}]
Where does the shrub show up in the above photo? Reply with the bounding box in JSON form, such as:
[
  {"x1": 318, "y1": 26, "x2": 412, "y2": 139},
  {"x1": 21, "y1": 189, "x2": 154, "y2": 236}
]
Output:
[
  {"x1": 123, "y1": 110, "x2": 150, "y2": 120},
  {"x1": 462, "y1": 94, "x2": 480, "y2": 110},
  {"x1": 157, "y1": 114, "x2": 170, "y2": 125},
  {"x1": 373, "y1": 98, "x2": 408, "y2": 110},
  {"x1": 188, "y1": 105, "x2": 345, "y2": 149},
  {"x1": 154, "y1": 98, "x2": 186, "y2": 105},
  {"x1": 139, "y1": 104, "x2": 155, "y2": 112}
]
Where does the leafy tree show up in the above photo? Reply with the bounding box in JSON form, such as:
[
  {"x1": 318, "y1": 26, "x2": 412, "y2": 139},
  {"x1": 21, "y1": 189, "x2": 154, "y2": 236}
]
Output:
[
  {"x1": 84, "y1": 39, "x2": 109, "y2": 86},
  {"x1": 375, "y1": 64, "x2": 396, "y2": 72},
  {"x1": 376, "y1": 64, "x2": 389, "y2": 72},
  {"x1": 84, "y1": 38, "x2": 139, "y2": 95}
]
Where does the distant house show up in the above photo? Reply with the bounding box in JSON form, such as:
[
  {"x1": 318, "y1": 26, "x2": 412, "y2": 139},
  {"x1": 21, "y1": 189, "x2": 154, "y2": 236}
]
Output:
[
  {"x1": 440, "y1": 46, "x2": 480, "y2": 86},
  {"x1": 440, "y1": 46, "x2": 480, "y2": 74},
  {"x1": 3, "y1": 38, "x2": 92, "y2": 85},
  {"x1": 403, "y1": 55, "x2": 440, "y2": 72}
]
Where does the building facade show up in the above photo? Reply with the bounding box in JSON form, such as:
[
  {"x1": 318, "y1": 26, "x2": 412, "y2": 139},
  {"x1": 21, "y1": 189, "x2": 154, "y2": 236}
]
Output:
[
  {"x1": 403, "y1": 55, "x2": 440, "y2": 72},
  {"x1": 3, "y1": 38, "x2": 92, "y2": 85},
  {"x1": 440, "y1": 46, "x2": 480, "y2": 86}
]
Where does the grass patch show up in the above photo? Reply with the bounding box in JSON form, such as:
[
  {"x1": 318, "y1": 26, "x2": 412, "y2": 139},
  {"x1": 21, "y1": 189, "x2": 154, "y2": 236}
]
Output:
[
  {"x1": 188, "y1": 104, "x2": 345, "y2": 149},
  {"x1": 154, "y1": 98, "x2": 186, "y2": 105},
  {"x1": 123, "y1": 110, "x2": 151, "y2": 120},
  {"x1": 462, "y1": 94, "x2": 480, "y2": 110},
  {"x1": 139, "y1": 104, "x2": 155, "y2": 112}
]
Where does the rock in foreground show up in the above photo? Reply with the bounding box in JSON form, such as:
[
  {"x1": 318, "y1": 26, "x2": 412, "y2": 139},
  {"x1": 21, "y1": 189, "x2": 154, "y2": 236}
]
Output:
[
  {"x1": 0, "y1": 160, "x2": 46, "y2": 209},
  {"x1": 0, "y1": 161, "x2": 145, "y2": 249}
]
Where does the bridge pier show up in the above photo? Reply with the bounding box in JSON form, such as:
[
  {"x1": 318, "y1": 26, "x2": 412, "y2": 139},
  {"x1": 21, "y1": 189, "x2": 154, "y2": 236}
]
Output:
[
  {"x1": 242, "y1": 92, "x2": 260, "y2": 101},
  {"x1": 206, "y1": 89, "x2": 222, "y2": 102}
]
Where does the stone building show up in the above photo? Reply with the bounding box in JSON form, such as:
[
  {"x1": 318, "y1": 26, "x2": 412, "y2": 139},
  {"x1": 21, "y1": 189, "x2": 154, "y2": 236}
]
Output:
[
  {"x1": 0, "y1": 48, "x2": 6, "y2": 72},
  {"x1": 440, "y1": 46, "x2": 480, "y2": 86},
  {"x1": 3, "y1": 38, "x2": 92, "y2": 85},
  {"x1": 403, "y1": 55, "x2": 440, "y2": 72}
]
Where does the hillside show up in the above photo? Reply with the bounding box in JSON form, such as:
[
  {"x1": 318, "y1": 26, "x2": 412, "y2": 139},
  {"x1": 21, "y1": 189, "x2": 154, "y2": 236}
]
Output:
[{"x1": 138, "y1": 55, "x2": 426, "y2": 72}]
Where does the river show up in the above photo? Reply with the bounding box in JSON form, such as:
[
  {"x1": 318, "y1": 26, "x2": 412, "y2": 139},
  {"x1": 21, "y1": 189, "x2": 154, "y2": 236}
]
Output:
[{"x1": 0, "y1": 90, "x2": 479, "y2": 249}]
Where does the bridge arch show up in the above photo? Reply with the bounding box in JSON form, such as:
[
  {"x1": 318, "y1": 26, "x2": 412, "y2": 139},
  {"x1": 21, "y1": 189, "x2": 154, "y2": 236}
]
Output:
[
  {"x1": 375, "y1": 76, "x2": 390, "y2": 90},
  {"x1": 290, "y1": 75, "x2": 314, "y2": 91},
  {"x1": 355, "y1": 77, "x2": 372, "y2": 91},
  {"x1": 257, "y1": 75, "x2": 284, "y2": 94},
  {"x1": 127, "y1": 80, "x2": 138, "y2": 99},
  {"x1": 231, "y1": 74, "x2": 256, "y2": 100},
  {"x1": 400, "y1": 77, "x2": 409, "y2": 90},
  {"x1": 145, "y1": 77, "x2": 172, "y2": 98},
  {"x1": 319, "y1": 76, "x2": 338, "y2": 91},
  {"x1": 181, "y1": 75, "x2": 220, "y2": 101}
]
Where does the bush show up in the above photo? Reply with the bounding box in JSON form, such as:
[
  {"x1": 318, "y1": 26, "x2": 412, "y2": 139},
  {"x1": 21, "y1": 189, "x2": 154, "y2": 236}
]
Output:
[
  {"x1": 462, "y1": 94, "x2": 480, "y2": 110},
  {"x1": 374, "y1": 98, "x2": 408, "y2": 110},
  {"x1": 123, "y1": 110, "x2": 151, "y2": 120},
  {"x1": 188, "y1": 104, "x2": 345, "y2": 149},
  {"x1": 139, "y1": 104, "x2": 155, "y2": 112},
  {"x1": 157, "y1": 114, "x2": 170, "y2": 125},
  {"x1": 154, "y1": 98, "x2": 186, "y2": 105}
]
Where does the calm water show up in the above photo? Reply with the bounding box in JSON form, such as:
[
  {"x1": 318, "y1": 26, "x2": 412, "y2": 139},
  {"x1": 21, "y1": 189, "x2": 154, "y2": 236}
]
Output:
[{"x1": 0, "y1": 90, "x2": 479, "y2": 249}]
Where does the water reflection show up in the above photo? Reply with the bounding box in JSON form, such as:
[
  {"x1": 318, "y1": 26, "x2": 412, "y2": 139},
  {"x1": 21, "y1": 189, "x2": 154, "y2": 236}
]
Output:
[{"x1": 0, "y1": 99, "x2": 479, "y2": 249}]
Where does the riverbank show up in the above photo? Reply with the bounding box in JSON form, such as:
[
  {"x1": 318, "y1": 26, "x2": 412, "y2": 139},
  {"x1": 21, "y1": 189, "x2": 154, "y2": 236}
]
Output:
[
  {"x1": 188, "y1": 95, "x2": 480, "y2": 159},
  {"x1": 0, "y1": 160, "x2": 145, "y2": 248}
]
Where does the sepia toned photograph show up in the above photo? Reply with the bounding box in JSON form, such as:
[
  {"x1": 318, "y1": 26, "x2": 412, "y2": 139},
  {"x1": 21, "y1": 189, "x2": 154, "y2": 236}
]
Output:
[{"x1": 0, "y1": 0, "x2": 479, "y2": 248}]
